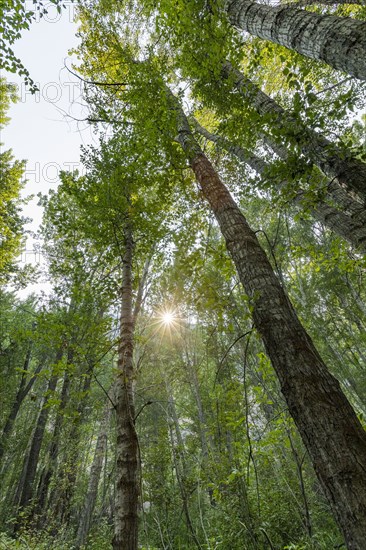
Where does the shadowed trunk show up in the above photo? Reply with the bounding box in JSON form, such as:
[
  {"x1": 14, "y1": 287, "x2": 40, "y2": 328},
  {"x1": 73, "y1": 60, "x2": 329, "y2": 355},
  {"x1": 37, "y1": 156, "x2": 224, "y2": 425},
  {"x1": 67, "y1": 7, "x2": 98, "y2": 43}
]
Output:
[
  {"x1": 0, "y1": 345, "x2": 43, "y2": 464},
  {"x1": 76, "y1": 399, "x2": 111, "y2": 549},
  {"x1": 14, "y1": 347, "x2": 64, "y2": 521}
]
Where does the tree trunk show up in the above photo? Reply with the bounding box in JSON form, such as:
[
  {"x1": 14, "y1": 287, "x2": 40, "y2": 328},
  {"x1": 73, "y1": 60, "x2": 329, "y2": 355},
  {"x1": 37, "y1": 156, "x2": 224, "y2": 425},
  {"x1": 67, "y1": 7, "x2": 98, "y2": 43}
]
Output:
[
  {"x1": 0, "y1": 347, "x2": 43, "y2": 463},
  {"x1": 225, "y1": 0, "x2": 366, "y2": 79},
  {"x1": 170, "y1": 89, "x2": 366, "y2": 549},
  {"x1": 76, "y1": 400, "x2": 111, "y2": 549},
  {"x1": 35, "y1": 362, "x2": 72, "y2": 520},
  {"x1": 192, "y1": 117, "x2": 366, "y2": 252},
  {"x1": 222, "y1": 61, "x2": 366, "y2": 203},
  {"x1": 113, "y1": 224, "x2": 139, "y2": 550},
  {"x1": 15, "y1": 347, "x2": 64, "y2": 518},
  {"x1": 42, "y1": 376, "x2": 91, "y2": 532}
]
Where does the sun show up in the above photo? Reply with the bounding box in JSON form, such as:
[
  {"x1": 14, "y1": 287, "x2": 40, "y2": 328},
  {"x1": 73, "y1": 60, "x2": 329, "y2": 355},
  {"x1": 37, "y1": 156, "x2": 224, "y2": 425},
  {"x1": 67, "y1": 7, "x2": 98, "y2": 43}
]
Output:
[{"x1": 161, "y1": 311, "x2": 175, "y2": 325}]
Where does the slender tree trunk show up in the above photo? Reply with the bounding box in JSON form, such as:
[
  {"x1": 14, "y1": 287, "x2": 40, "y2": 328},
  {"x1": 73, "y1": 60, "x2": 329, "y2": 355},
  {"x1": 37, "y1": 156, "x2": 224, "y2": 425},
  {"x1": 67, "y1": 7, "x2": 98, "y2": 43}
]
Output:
[
  {"x1": 192, "y1": 117, "x2": 366, "y2": 251},
  {"x1": 222, "y1": 61, "x2": 366, "y2": 202},
  {"x1": 166, "y1": 387, "x2": 202, "y2": 549},
  {"x1": 225, "y1": 0, "x2": 366, "y2": 79},
  {"x1": 113, "y1": 224, "x2": 139, "y2": 550},
  {"x1": 169, "y1": 89, "x2": 366, "y2": 549},
  {"x1": 0, "y1": 347, "x2": 43, "y2": 463},
  {"x1": 15, "y1": 348, "x2": 64, "y2": 519},
  {"x1": 76, "y1": 400, "x2": 111, "y2": 549},
  {"x1": 48, "y1": 370, "x2": 93, "y2": 525},
  {"x1": 36, "y1": 362, "x2": 72, "y2": 520}
]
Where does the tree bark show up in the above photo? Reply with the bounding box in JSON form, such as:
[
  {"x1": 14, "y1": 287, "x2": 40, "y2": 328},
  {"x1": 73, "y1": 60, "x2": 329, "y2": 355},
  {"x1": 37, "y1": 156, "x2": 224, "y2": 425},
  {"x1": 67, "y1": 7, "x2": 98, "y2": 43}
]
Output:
[
  {"x1": 112, "y1": 223, "x2": 139, "y2": 550},
  {"x1": 225, "y1": 0, "x2": 366, "y2": 79},
  {"x1": 35, "y1": 362, "x2": 72, "y2": 520},
  {"x1": 170, "y1": 89, "x2": 366, "y2": 549},
  {"x1": 76, "y1": 399, "x2": 111, "y2": 549},
  {"x1": 15, "y1": 347, "x2": 64, "y2": 518},
  {"x1": 222, "y1": 61, "x2": 366, "y2": 203},
  {"x1": 192, "y1": 117, "x2": 366, "y2": 252},
  {"x1": 0, "y1": 347, "x2": 43, "y2": 463}
]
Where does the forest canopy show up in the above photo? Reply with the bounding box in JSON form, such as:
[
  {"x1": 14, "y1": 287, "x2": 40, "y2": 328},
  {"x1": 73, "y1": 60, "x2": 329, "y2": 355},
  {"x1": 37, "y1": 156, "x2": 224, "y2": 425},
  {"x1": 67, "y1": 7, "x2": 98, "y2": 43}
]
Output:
[{"x1": 0, "y1": 0, "x2": 366, "y2": 549}]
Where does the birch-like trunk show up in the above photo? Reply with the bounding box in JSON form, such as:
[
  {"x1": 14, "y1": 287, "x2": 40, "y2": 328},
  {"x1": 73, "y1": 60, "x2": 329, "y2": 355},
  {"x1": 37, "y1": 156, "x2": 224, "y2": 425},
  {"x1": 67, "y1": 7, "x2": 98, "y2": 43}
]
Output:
[
  {"x1": 225, "y1": 0, "x2": 366, "y2": 79},
  {"x1": 192, "y1": 117, "x2": 366, "y2": 252},
  {"x1": 170, "y1": 89, "x2": 366, "y2": 549},
  {"x1": 113, "y1": 224, "x2": 139, "y2": 550},
  {"x1": 222, "y1": 61, "x2": 366, "y2": 203}
]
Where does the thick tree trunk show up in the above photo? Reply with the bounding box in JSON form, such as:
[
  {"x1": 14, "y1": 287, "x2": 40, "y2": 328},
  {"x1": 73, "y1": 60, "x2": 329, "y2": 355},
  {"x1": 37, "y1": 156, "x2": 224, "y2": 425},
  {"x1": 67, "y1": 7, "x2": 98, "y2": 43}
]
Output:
[
  {"x1": 170, "y1": 90, "x2": 366, "y2": 549},
  {"x1": 76, "y1": 400, "x2": 111, "y2": 549},
  {"x1": 192, "y1": 117, "x2": 366, "y2": 251},
  {"x1": 113, "y1": 224, "x2": 139, "y2": 550},
  {"x1": 225, "y1": 0, "x2": 366, "y2": 79},
  {"x1": 222, "y1": 61, "x2": 366, "y2": 203}
]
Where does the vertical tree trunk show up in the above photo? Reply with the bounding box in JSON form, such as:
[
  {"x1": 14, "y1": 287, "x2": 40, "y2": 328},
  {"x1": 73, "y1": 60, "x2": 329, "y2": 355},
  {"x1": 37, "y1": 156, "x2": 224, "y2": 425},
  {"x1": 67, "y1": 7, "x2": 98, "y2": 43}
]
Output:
[
  {"x1": 222, "y1": 61, "x2": 366, "y2": 203},
  {"x1": 192, "y1": 117, "x2": 366, "y2": 252},
  {"x1": 76, "y1": 400, "x2": 111, "y2": 549},
  {"x1": 0, "y1": 347, "x2": 43, "y2": 463},
  {"x1": 15, "y1": 347, "x2": 64, "y2": 519},
  {"x1": 113, "y1": 224, "x2": 139, "y2": 550},
  {"x1": 166, "y1": 386, "x2": 202, "y2": 549},
  {"x1": 224, "y1": 0, "x2": 366, "y2": 79},
  {"x1": 48, "y1": 370, "x2": 93, "y2": 525},
  {"x1": 35, "y1": 361, "x2": 72, "y2": 520},
  {"x1": 169, "y1": 89, "x2": 366, "y2": 549}
]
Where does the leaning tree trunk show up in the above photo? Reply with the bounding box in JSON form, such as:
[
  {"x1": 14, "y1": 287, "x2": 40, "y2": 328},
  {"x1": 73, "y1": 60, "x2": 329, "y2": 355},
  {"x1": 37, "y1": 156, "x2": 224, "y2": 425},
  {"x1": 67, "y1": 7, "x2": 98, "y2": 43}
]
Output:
[
  {"x1": 192, "y1": 117, "x2": 366, "y2": 252},
  {"x1": 222, "y1": 61, "x2": 366, "y2": 203},
  {"x1": 168, "y1": 88, "x2": 366, "y2": 549},
  {"x1": 113, "y1": 223, "x2": 139, "y2": 550},
  {"x1": 224, "y1": 0, "x2": 366, "y2": 79}
]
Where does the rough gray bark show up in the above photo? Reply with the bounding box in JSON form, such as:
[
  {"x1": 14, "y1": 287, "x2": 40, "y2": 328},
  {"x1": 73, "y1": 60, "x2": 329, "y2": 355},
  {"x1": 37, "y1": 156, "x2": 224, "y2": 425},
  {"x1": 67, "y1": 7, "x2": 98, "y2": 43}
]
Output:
[
  {"x1": 170, "y1": 89, "x2": 366, "y2": 549},
  {"x1": 225, "y1": 0, "x2": 366, "y2": 79},
  {"x1": 76, "y1": 400, "x2": 111, "y2": 549},
  {"x1": 222, "y1": 61, "x2": 366, "y2": 203},
  {"x1": 192, "y1": 117, "x2": 366, "y2": 252},
  {"x1": 113, "y1": 224, "x2": 139, "y2": 550}
]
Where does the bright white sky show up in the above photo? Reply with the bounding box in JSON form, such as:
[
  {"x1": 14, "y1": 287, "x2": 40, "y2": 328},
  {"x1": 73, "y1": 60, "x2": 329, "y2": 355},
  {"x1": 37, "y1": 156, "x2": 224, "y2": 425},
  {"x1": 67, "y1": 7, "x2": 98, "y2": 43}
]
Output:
[{"x1": 2, "y1": 2, "x2": 95, "y2": 294}]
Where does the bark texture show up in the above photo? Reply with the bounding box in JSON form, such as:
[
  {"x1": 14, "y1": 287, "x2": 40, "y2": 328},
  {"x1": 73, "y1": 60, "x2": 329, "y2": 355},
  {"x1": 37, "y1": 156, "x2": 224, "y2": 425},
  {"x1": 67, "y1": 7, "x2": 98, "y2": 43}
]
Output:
[
  {"x1": 192, "y1": 117, "x2": 366, "y2": 252},
  {"x1": 222, "y1": 61, "x2": 366, "y2": 203},
  {"x1": 76, "y1": 401, "x2": 111, "y2": 549},
  {"x1": 171, "y1": 89, "x2": 366, "y2": 549},
  {"x1": 112, "y1": 224, "x2": 139, "y2": 550},
  {"x1": 0, "y1": 347, "x2": 42, "y2": 463},
  {"x1": 225, "y1": 0, "x2": 366, "y2": 79},
  {"x1": 15, "y1": 347, "x2": 64, "y2": 516}
]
